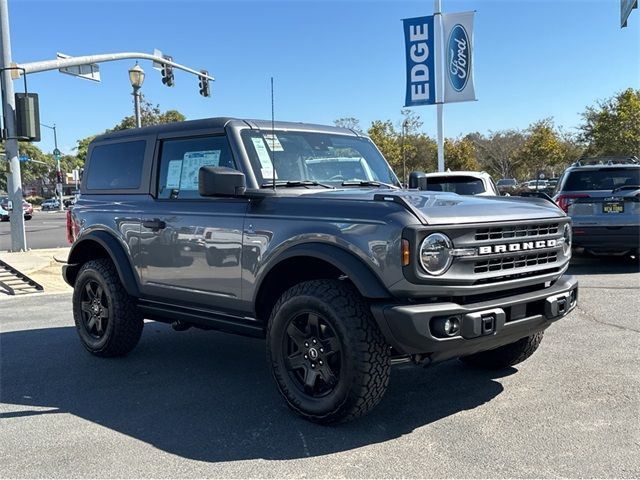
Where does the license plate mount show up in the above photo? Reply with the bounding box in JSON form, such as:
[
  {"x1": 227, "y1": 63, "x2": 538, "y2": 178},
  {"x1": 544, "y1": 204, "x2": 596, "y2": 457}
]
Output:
[{"x1": 603, "y1": 201, "x2": 624, "y2": 214}]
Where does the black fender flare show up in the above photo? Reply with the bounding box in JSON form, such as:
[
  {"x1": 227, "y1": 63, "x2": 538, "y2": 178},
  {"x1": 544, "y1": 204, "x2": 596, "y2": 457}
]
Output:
[
  {"x1": 254, "y1": 242, "x2": 391, "y2": 302},
  {"x1": 64, "y1": 230, "x2": 140, "y2": 297}
]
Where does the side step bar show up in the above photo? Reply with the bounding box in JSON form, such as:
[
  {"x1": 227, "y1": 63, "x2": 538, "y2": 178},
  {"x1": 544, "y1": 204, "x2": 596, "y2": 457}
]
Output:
[{"x1": 0, "y1": 259, "x2": 44, "y2": 296}]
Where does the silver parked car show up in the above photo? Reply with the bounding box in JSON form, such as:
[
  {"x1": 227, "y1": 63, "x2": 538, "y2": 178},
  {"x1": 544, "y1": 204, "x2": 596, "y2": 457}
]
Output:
[{"x1": 553, "y1": 157, "x2": 640, "y2": 256}]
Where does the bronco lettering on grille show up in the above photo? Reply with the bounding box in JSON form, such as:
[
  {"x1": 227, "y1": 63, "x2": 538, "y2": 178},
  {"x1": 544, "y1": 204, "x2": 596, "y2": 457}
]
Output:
[{"x1": 478, "y1": 239, "x2": 557, "y2": 255}]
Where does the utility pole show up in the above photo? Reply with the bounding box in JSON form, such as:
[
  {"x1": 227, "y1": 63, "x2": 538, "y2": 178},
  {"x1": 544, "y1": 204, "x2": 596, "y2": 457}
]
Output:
[
  {"x1": 0, "y1": 0, "x2": 26, "y2": 251},
  {"x1": 41, "y1": 122, "x2": 63, "y2": 211}
]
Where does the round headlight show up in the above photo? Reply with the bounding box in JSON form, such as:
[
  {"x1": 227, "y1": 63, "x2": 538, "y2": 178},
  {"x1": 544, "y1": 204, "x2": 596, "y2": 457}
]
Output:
[
  {"x1": 563, "y1": 223, "x2": 572, "y2": 256},
  {"x1": 420, "y1": 233, "x2": 453, "y2": 275}
]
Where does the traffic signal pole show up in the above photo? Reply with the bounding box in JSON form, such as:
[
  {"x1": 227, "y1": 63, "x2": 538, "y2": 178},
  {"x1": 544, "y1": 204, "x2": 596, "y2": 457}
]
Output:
[
  {"x1": 41, "y1": 122, "x2": 63, "y2": 212},
  {"x1": 0, "y1": 0, "x2": 26, "y2": 251},
  {"x1": 1, "y1": 17, "x2": 214, "y2": 252}
]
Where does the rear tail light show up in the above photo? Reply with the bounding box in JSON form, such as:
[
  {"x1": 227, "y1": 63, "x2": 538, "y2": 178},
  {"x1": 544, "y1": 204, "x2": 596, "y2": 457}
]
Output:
[
  {"x1": 556, "y1": 194, "x2": 589, "y2": 213},
  {"x1": 66, "y1": 210, "x2": 77, "y2": 244}
]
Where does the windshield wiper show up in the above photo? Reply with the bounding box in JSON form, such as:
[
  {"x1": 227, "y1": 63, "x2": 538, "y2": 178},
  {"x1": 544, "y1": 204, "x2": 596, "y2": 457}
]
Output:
[
  {"x1": 341, "y1": 180, "x2": 399, "y2": 189},
  {"x1": 261, "y1": 180, "x2": 335, "y2": 189}
]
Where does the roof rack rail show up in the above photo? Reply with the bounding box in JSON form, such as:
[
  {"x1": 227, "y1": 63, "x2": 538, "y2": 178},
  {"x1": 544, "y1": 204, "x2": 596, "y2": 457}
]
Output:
[{"x1": 572, "y1": 156, "x2": 639, "y2": 167}]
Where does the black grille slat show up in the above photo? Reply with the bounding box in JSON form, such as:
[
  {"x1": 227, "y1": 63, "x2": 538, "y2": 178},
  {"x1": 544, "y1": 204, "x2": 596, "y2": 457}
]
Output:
[
  {"x1": 475, "y1": 223, "x2": 559, "y2": 242},
  {"x1": 474, "y1": 252, "x2": 558, "y2": 274}
]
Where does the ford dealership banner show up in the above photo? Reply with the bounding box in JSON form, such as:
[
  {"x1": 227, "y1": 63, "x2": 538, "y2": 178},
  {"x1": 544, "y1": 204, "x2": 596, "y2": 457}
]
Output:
[
  {"x1": 403, "y1": 15, "x2": 436, "y2": 107},
  {"x1": 442, "y1": 11, "x2": 476, "y2": 103}
]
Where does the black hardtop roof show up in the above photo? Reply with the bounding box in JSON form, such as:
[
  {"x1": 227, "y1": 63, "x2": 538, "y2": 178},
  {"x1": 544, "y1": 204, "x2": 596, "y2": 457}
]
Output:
[{"x1": 91, "y1": 117, "x2": 360, "y2": 143}]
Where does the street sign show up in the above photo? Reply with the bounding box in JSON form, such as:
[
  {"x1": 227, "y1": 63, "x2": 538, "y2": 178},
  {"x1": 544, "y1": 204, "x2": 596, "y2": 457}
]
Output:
[
  {"x1": 152, "y1": 49, "x2": 164, "y2": 70},
  {"x1": 621, "y1": 0, "x2": 638, "y2": 27},
  {"x1": 56, "y1": 53, "x2": 101, "y2": 82},
  {"x1": 19, "y1": 154, "x2": 29, "y2": 162},
  {"x1": 53, "y1": 148, "x2": 61, "y2": 160}
]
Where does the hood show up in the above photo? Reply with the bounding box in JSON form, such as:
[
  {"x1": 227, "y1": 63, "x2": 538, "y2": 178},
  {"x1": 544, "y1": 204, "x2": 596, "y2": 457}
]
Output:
[{"x1": 306, "y1": 188, "x2": 566, "y2": 225}]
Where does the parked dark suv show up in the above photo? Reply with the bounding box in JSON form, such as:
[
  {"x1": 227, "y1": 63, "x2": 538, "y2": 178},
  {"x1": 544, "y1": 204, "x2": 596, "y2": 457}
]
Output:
[
  {"x1": 64, "y1": 118, "x2": 578, "y2": 423},
  {"x1": 553, "y1": 157, "x2": 639, "y2": 256}
]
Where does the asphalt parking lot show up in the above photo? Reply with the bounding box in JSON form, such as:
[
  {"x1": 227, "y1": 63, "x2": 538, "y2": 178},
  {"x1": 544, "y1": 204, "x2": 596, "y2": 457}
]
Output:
[{"x1": 1, "y1": 255, "x2": 638, "y2": 478}]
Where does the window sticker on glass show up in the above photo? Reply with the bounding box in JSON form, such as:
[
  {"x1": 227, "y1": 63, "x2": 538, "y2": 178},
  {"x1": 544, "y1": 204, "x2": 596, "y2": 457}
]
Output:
[
  {"x1": 166, "y1": 160, "x2": 183, "y2": 189},
  {"x1": 263, "y1": 133, "x2": 284, "y2": 151},
  {"x1": 251, "y1": 136, "x2": 277, "y2": 179},
  {"x1": 180, "y1": 150, "x2": 221, "y2": 190}
]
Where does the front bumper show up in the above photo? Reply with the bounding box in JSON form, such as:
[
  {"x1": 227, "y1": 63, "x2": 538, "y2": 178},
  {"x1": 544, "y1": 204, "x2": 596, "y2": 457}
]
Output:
[{"x1": 371, "y1": 274, "x2": 578, "y2": 362}]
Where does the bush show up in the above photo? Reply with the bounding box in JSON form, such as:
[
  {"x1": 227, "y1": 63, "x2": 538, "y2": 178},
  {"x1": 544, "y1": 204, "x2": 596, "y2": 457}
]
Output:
[{"x1": 25, "y1": 195, "x2": 44, "y2": 206}]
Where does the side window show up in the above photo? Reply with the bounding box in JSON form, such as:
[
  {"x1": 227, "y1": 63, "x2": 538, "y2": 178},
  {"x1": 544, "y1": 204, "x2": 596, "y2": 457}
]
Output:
[
  {"x1": 86, "y1": 141, "x2": 146, "y2": 190},
  {"x1": 157, "y1": 136, "x2": 236, "y2": 200}
]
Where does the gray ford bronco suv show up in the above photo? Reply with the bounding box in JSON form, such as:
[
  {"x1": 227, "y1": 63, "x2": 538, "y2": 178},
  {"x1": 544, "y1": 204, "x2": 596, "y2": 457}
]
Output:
[{"x1": 64, "y1": 118, "x2": 578, "y2": 423}]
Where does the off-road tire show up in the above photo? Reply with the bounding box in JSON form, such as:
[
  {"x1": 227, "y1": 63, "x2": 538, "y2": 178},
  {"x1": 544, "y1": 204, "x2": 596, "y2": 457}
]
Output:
[
  {"x1": 73, "y1": 259, "x2": 143, "y2": 357},
  {"x1": 267, "y1": 279, "x2": 390, "y2": 424},
  {"x1": 460, "y1": 332, "x2": 544, "y2": 369}
]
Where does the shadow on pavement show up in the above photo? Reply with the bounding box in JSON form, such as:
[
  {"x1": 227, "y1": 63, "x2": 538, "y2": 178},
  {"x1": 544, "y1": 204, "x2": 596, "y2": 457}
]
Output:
[
  {"x1": 567, "y1": 253, "x2": 640, "y2": 276},
  {"x1": 0, "y1": 323, "x2": 512, "y2": 462}
]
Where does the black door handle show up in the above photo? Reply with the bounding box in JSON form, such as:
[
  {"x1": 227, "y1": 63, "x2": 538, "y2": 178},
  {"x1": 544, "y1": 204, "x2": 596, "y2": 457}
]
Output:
[{"x1": 142, "y1": 218, "x2": 166, "y2": 230}]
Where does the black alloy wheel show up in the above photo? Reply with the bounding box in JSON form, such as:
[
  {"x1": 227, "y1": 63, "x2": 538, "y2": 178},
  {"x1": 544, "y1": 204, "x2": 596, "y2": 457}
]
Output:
[
  {"x1": 79, "y1": 279, "x2": 110, "y2": 339},
  {"x1": 283, "y1": 312, "x2": 342, "y2": 398},
  {"x1": 267, "y1": 279, "x2": 391, "y2": 423},
  {"x1": 72, "y1": 259, "x2": 143, "y2": 357}
]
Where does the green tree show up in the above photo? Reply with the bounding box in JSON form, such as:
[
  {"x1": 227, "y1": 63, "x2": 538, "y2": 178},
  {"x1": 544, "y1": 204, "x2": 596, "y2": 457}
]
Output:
[
  {"x1": 445, "y1": 137, "x2": 480, "y2": 171},
  {"x1": 515, "y1": 119, "x2": 565, "y2": 180},
  {"x1": 580, "y1": 88, "x2": 640, "y2": 157},
  {"x1": 334, "y1": 117, "x2": 361, "y2": 131},
  {"x1": 75, "y1": 135, "x2": 96, "y2": 163},
  {"x1": 0, "y1": 142, "x2": 53, "y2": 193},
  {"x1": 112, "y1": 97, "x2": 185, "y2": 131},
  {"x1": 470, "y1": 130, "x2": 526, "y2": 180},
  {"x1": 368, "y1": 120, "x2": 401, "y2": 170}
]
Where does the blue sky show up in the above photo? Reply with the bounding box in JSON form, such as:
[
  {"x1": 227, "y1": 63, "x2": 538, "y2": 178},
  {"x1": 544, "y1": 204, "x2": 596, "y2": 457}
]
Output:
[{"x1": 8, "y1": 0, "x2": 640, "y2": 154}]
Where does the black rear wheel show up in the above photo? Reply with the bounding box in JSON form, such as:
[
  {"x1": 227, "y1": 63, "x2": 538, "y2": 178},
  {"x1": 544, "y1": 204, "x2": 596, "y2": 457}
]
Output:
[
  {"x1": 73, "y1": 259, "x2": 143, "y2": 357},
  {"x1": 267, "y1": 280, "x2": 390, "y2": 424}
]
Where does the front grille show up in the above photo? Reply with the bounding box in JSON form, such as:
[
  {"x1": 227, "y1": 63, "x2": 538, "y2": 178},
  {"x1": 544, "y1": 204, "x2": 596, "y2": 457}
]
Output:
[
  {"x1": 475, "y1": 222, "x2": 559, "y2": 241},
  {"x1": 474, "y1": 251, "x2": 558, "y2": 274},
  {"x1": 472, "y1": 267, "x2": 560, "y2": 285}
]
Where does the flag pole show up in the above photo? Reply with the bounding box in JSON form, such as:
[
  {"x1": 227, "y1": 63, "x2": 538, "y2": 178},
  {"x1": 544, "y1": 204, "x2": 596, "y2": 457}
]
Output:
[{"x1": 434, "y1": 0, "x2": 445, "y2": 172}]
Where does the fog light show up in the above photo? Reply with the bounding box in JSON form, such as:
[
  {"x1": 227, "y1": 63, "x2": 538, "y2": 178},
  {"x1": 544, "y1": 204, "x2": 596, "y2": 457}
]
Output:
[{"x1": 432, "y1": 316, "x2": 461, "y2": 338}]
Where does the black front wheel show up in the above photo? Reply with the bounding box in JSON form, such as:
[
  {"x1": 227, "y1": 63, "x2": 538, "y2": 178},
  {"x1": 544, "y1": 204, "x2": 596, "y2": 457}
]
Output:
[
  {"x1": 267, "y1": 280, "x2": 390, "y2": 424},
  {"x1": 73, "y1": 259, "x2": 143, "y2": 357}
]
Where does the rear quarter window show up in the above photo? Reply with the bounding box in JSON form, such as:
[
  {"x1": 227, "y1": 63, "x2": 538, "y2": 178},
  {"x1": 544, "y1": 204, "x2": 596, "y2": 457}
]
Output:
[{"x1": 85, "y1": 141, "x2": 146, "y2": 190}]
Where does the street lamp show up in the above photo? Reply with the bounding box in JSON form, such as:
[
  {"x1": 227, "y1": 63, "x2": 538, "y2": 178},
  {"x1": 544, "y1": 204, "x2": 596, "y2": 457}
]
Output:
[
  {"x1": 40, "y1": 123, "x2": 64, "y2": 211},
  {"x1": 128, "y1": 63, "x2": 145, "y2": 128},
  {"x1": 402, "y1": 119, "x2": 409, "y2": 187}
]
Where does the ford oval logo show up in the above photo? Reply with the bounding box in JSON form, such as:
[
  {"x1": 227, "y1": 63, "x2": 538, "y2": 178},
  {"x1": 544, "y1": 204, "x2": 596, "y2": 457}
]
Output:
[{"x1": 447, "y1": 24, "x2": 470, "y2": 92}]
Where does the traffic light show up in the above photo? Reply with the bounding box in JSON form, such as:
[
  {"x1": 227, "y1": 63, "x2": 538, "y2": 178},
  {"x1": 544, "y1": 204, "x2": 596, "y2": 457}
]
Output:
[
  {"x1": 198, "y1": 70, "x2": 210, "y2": 97},
  {"x1": 161, "y1": 56, "x2": 174, "y2": 87},
  {"x1": 55, "y1": 171, "x2": 62, "y2": 184}
]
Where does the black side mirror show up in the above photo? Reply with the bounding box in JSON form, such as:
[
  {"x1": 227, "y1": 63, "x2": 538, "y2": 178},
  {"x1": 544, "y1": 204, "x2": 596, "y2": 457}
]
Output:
[
  {"x1": 199, "y1": 166, "x2": 246, "y2": 197},
  {"x1": 409, "y1": 171, "x2": 427, "y2": 190}
]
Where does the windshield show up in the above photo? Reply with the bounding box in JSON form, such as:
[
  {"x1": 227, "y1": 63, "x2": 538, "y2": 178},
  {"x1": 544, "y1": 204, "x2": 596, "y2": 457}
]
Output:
[
  {"x1": 424, "y1": 176, "x2": 486, "y2": 195},
  {"x1": 241, "y1": 130, "x2": 400, "y2": 187},
  {"x1": 497, "y1": 179, "x2": 516, "y2": 186},
  {"x1": 563, "y1": 168, "x2": 640, "y2": 191}
]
